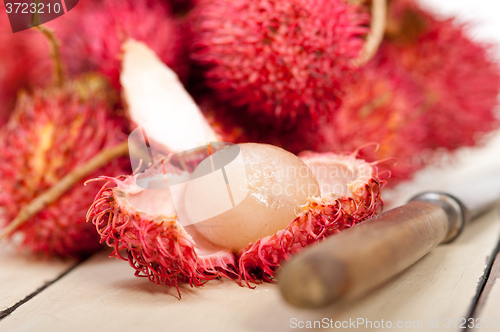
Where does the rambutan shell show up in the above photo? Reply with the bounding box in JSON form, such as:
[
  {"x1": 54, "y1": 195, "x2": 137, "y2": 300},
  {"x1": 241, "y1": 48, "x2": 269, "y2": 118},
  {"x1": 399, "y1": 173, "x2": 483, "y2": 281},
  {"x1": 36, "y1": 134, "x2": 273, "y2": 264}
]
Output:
[
  {"x1": 0, "y1": 74, "x2": 130, "y2": 257},
  {"x1": 188, "y1": 0, "x2": 370, "y2": 122}
]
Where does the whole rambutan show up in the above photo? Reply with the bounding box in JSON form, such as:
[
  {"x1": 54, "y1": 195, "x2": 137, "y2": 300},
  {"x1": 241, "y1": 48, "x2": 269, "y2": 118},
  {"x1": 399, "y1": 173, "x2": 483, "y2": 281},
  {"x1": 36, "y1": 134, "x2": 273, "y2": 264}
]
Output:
[
  {"x1": 383, "y1": 0, "x2": 500, "y2": 151},
  {"x1": 0, "y1": 74, "x2": 130, "y2": 257},
  {"x1": 50, "y1": 0, "x2": 187, "y2": 89},
  {"x1": 188, "y1": 0, "x2": 370, "y2": 122},
  {"x1": 288, "y1": 50, "x2": 430, "y2": 181},
  {"x1": 294, "y1": 0, "x2": 500, "y2": 181}
]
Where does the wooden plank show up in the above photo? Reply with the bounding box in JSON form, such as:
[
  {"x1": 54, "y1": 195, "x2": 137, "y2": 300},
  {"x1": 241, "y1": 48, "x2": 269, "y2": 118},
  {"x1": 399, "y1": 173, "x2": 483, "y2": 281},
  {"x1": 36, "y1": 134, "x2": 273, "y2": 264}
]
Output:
[
  {"x1": 472, "y1": 244, "x2": 500, "y2": 332},
  {"x1": 0, "y1": 243, "x2": 76, "y2": 313},
  {"x1": 0, "y1": 208, "x2": 498, "y2": 332}
]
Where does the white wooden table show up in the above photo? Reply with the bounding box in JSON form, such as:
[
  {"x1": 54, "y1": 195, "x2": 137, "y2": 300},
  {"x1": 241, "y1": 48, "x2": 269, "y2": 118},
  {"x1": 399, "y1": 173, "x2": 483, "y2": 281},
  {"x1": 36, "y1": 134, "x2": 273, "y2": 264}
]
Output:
[{"x1": 0, "y1": 182, "x2": 499, "y2": 332}]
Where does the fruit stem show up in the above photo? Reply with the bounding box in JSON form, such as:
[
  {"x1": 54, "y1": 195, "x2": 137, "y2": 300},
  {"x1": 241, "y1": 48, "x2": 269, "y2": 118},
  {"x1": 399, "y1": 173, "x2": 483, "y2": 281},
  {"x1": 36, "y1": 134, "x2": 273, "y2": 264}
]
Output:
[
  {"x1": 353, "y1": 0, "x2": 387, "y2": 67},
  {"x1": 0, "y1": 141, "x2": 129, "y2": 243},
  {"x1": 35, "y1": 25, "x2": 65, "y2": 87},
  {"x1": 31, "y1": 2, "x2": 65, "y2": 87}
]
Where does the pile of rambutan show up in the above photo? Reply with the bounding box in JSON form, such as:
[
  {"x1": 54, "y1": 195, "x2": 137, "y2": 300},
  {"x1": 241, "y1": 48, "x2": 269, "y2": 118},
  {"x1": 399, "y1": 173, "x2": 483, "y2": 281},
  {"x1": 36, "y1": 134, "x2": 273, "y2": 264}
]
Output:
[
  {"x1": 0, "y1": 0, "x2": 499, "y2": 295},
  {"x1": 186, "y1": 0, "x2": 500, "y2": 181}
]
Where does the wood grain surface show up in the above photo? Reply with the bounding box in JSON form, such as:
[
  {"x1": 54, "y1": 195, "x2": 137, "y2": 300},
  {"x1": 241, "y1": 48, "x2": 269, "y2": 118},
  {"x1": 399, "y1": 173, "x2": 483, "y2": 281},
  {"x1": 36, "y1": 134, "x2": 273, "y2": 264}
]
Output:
[
  {"x1": 0, "y1": 208, "x2": 498, "y2": 332},
  {"x1": 0, "y1": 243, "x2": 76, "y2": 312},
  {"x1": 472, "y1": 245, "x2": 500, "y2": 332}
]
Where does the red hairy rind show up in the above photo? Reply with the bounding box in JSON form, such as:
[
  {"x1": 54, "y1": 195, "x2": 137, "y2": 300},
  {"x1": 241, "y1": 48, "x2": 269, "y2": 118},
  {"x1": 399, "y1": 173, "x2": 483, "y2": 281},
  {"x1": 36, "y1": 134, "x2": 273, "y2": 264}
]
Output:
[
  {"x1": 189, "y1": 0, "x2": 370, "y2": 122},
  {"x1": 87, "y1": 151, "x2": 387, "y2": 292},
  {"x1": 86, "y1": 177, "x2": 237, "y2": 295},
  {"x1": 303, "y1": 0, "x2": 500, "y2": 182},
  {"x1": 195, "y1": 0, "x2": 500, "y2": 183},
  {"x1": 382, "y1": 0, "x2": 500, "y2": 150},
  {"x1": 0, "y1": 74, "x2": 129, "y2": 257}
]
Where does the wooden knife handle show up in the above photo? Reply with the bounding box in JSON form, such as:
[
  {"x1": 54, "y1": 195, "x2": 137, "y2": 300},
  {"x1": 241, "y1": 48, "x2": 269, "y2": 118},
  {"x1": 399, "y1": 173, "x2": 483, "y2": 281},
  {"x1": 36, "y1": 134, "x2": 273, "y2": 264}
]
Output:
[{"x1": 279, "y1": 195, "x2": 466, "y2": 308}]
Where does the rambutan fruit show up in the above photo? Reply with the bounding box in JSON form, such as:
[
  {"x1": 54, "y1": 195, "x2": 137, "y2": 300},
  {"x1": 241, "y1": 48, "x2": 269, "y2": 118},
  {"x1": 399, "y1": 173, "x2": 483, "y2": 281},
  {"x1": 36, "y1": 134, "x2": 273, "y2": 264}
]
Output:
[
  {"x1": 290, "y1": 52, "x2": 429, "y2": 181},
  {"x1": 51, "y1": 0, "x2": 187, "y2": 89},
  {"x1": 188, "y1": 0, "x2": 371, "y2": 122},
  {"x1": 201, "y1": 0, "x2": 500, "y2": 183},
  {"x1": 86, "y1": 40, "x2": 389, "y2": 292},
  {"x1": 292, "y1": 0, "x2": 500, "y2": 181},
  {"x1": 0, "y1": 74, "x2": 130, "y2": 257},
  {"x1": 383, "y1": 0, "x2": 500, "y2": 151}
]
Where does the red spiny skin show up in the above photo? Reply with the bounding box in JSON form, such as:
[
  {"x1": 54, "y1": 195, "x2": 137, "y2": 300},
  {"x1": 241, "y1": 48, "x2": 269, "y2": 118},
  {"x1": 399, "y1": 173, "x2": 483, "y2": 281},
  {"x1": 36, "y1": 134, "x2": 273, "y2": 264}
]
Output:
[
  {"x1": 296, "y1": 50, "x2": 430, "y2": 181},
  {"x1": 86, "y1": 152, "x2": 386, "y2": 292},
  {"x1": 50, "y1": 0, "x2": 187, "y2": 89},
  {"x1": 299, "y1": 1, "x2": 500, "y2": 182},
  {"x1": 189, "y1": 0, "x2": 370, "y2": 123},
  {"x1": 204, "y1": 0, "x2": 500, "y2": 183},
  {"x1": 383, "y1": 0, "x2": 500, "y2": 150},
  {"x1": 0, "y1": 75, "x2": 130, "y2": 258}
]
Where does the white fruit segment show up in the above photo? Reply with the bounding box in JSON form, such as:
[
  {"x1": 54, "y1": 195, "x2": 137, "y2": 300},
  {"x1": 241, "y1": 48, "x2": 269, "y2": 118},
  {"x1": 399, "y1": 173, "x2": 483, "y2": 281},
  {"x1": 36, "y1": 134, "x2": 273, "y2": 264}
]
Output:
[
  {"x1": 186, "y1": 143, "x2": 321, "y2": 251},
  {"x1": 121, "y1": 39, "x2": 218, "y2": 153}
]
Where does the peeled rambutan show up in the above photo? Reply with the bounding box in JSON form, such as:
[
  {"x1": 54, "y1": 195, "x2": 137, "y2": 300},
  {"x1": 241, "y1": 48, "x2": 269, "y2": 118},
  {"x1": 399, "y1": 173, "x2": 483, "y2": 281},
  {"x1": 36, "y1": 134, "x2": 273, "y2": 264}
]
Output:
[
  {"x1": 188, "y1": 0, "x2": 370, "y2": 122},
  {"x1": 86, "y1": 40, "x2": 389, "y2": 293},
  {"x1": 0, "y1": 74, "x2": 130, "y2": 257},
  {"x1": 50, "y1": 0, "x2": 187, "y2": 89}
]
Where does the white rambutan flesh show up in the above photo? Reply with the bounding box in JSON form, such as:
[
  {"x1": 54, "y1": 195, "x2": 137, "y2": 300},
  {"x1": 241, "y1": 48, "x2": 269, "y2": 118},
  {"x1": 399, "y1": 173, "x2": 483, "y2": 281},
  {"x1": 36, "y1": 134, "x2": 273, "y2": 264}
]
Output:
[
  {"x1": 186, "y1": 143, "x2": 320, "y2": 251},
  {"x1": 121, "y1": 40, "x2": 218, "y2": 154}
]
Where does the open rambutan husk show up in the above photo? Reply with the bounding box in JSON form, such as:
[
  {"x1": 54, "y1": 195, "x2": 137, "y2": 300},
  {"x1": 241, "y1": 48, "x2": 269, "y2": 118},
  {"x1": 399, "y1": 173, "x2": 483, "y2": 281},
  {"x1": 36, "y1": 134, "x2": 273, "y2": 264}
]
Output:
[
  {"x1": 0, "y1": 74, "x2": 130, "y2": 257},
  {"x1": 298, "y1": 0, "x2": 500, "y2": 181},
  {"x1": 87, "y1": 148, "x2": 387, "y2": 292}
]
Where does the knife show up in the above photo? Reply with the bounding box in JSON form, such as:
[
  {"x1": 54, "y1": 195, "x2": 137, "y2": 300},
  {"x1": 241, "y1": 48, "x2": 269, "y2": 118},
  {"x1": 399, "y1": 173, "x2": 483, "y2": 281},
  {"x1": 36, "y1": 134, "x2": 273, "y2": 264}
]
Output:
[{"x1": 278, "y1": 185, "x2": 500, "y2": 308}]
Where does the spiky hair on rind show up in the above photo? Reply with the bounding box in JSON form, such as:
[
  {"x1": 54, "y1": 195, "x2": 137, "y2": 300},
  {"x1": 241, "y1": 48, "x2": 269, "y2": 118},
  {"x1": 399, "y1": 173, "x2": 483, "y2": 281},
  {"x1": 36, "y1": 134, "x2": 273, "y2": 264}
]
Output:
[
  {"x1": 189, "y1": 0, "x2": 371, "y2": 122},
  {"x1": 0, "y1": 74, "x2": 129, "y2": 257},
  {"x1": 87, "y1": 149, "x2": 387, "y2": 295}
]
